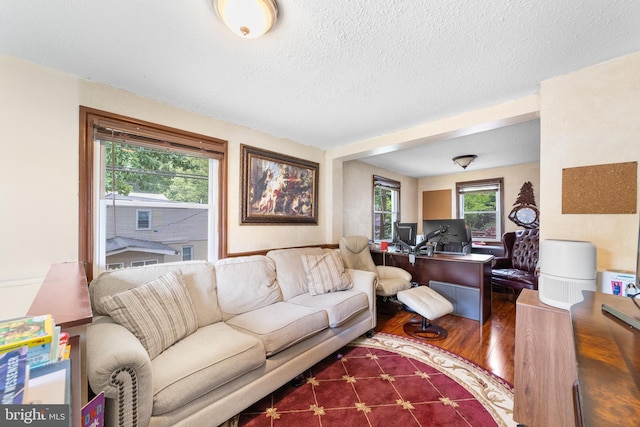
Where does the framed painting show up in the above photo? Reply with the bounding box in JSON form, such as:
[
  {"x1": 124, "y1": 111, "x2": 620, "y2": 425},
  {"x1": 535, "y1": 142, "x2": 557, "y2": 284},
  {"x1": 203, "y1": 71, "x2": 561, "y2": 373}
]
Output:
[{"x1": 241, "y1": 144, "x2": 319, "y2": 224}]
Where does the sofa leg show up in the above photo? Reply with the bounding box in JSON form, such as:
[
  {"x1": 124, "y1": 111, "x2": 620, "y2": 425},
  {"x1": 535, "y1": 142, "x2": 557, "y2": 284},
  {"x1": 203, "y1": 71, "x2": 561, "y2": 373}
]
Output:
[
  {"x1": 365, "y1": 329, "x2": 374, "y2": 338},
  {"x1": 290, "y1": 374, "x2": 305, "y2": 387}
]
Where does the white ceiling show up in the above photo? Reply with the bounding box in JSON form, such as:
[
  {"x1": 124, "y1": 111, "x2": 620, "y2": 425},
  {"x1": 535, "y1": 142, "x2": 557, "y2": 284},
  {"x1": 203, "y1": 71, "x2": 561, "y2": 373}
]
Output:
[
  {"x1": 360, "y1": 119, "x2": 541, "y2": 177},
  {"x1": 1, "y1": 1, "x2": 639, "y2": 177}
]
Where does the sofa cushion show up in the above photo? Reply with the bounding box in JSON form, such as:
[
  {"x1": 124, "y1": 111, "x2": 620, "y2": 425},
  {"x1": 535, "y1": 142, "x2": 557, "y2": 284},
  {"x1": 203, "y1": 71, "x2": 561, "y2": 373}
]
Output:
[
  {"x1": 90, "y1": 261, "x2": 221, "y2": 328},
  {"x1": 266, "y1": 247, "x2": 326, "y2": 300},
  {"x1": 301, "y1": 250, "x2": 353, "y2": 296},
  {"x1": 151, "y1": 322, "x2": 265, "y2": 415},
  {"x1": 288, "y1": 290, "x2": 368, "y2": 327},
  {"x1": 214, "y1": 255, "x2": 281, "y2": 318},
  {"x1": 101, "y1": 270, "x2": 198, "y2": 359},
  {"x1": 226, "y1": 302, "x2": 328, "y2": 356}
]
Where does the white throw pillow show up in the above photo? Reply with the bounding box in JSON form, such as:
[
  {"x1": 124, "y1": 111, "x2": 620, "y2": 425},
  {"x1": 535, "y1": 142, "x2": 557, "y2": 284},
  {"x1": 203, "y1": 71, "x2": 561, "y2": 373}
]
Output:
[
  {"x1": 301, "y1": 250, "x2": 353, "y2": 296},
  {"x1": 101, "y1": 270, "x2": 198, "y2": 359}
]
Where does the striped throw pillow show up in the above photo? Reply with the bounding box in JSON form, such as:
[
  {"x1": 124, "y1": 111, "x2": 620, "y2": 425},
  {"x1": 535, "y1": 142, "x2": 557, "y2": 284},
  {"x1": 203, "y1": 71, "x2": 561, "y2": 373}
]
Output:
[
  {"x1": 301, "y1": 250, "x2": 353, "y2": 296},
  {"x1": 101, "y1": 270, "x2": 198, "y2": 359}
]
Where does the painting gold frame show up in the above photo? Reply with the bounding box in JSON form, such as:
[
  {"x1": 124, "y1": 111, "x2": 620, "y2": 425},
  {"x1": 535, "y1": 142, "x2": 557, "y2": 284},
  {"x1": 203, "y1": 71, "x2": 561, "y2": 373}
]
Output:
[{"x1": 241, "y1": 145, "x2": 319, "y2": 224}]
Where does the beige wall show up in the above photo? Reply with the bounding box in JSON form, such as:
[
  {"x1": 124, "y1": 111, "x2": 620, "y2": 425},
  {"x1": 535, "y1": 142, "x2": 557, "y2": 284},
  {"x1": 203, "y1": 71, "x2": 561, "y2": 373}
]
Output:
[
  {"x1": 540, "y1": 52, "x2": 640, "y2": 272},
  {"x1": 342, "y1": 160, "x2": 418, "y2": 237},
  {"x1": 78, "y1": 76, "x2": 327, "y2": 257},
  {"x1": 2, "y1": 51, "x2": 639, "y2": 315},
  {"x1": 419, "y1": 162, "x2": 540, "y2": 238},
  {"x1": 0, "y1": 56, "x2": 327, "y2": 317},
  {"x1": 1, "y1": 57, "x2": 80, "y2": 281}
]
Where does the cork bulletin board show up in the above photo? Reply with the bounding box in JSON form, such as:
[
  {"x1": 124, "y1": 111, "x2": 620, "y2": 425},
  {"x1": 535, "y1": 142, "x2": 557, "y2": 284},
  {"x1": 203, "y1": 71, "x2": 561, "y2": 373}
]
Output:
[
  {"x1": 422, "y1": 189, "x2": 452, "y2": 219},
  {"x1": 562, "y1": 161, "x2": 637, "y2": 214}
]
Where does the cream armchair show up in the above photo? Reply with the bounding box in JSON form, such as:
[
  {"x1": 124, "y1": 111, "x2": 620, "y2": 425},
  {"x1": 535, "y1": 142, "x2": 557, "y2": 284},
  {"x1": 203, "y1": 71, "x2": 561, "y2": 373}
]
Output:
[{"x1": 339, "y1": 236, "x2": 412, "y2": 297}]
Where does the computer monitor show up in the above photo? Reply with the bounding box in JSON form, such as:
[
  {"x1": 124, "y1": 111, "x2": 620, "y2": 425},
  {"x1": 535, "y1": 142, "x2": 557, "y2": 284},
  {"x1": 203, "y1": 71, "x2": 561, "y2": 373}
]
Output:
[
  {"x1": 394, "y1": 222, "x2": 417, "y2": 247},
  {"x1": 422, "y1": 219, "x2": 471, "y2": 253}
]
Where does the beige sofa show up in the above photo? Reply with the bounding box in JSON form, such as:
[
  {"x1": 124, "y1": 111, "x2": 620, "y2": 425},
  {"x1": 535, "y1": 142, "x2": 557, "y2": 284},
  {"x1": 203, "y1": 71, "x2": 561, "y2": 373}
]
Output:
[{"x1": 86, "y1": 247, "x2": 377, "y2": 427}]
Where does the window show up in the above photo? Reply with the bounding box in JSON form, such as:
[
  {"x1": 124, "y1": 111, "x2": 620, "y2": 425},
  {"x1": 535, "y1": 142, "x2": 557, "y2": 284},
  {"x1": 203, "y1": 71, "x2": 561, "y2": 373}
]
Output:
[
  {"x1": 79, "y1": 107, "x2": 228, "y2": 281},
  {"x1": 373, "y1": 176, "x2": 400, "y2": 241},
  {"x1": 99, "y1": 137, "x2": 214, "y2": 272},
  {"x1": 182, "y1": 245, "x2": 193, "y2": 261},
  {"x1": 136, "y1": 210, "x2": 151, "y2": 230},
  {"x1": 106, "y1": 263, "x2": 124, "y2": 271},
  {"x1": 456, "y1": 178, "x2": 504, "y2": 242},
  {"x1": 131, "y1": 260, "x2": 158, "y2": 267}
]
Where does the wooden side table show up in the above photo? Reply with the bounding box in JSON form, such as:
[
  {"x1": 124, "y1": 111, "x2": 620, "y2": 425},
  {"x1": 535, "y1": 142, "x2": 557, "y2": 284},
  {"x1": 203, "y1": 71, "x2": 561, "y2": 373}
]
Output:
[
  {"x1": 514, "y1": 289, "x2": 577, "y2": 427},
  {"x1": 28, "y1": 262, "x2": 92, "y2": 427}
]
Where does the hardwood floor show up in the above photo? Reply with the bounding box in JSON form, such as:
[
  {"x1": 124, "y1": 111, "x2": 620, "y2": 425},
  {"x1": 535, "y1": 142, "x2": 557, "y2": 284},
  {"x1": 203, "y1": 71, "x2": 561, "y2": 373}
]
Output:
[{"x1": 376, "y1": 289, "x2": 517, "y2": 385}]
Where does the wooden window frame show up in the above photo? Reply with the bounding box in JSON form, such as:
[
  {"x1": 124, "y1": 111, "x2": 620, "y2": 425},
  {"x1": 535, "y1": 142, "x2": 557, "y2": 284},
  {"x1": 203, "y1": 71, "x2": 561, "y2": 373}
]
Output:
[
  {"x1": 372, "y1": 175, "x2": 401, "y2": 241},
  {"x1": 456, "y1": 178, "x2": 504, "y2": 243},
  {"x1": 79, "y1": 106, "x2": 228, "y2": 281}
]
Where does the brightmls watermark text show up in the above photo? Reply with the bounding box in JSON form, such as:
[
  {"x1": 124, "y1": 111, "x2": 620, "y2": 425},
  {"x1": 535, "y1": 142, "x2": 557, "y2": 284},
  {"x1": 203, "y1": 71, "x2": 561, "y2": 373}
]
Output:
[{"x1": 1, "y1": 405, "x2": 69, "y2": 427}]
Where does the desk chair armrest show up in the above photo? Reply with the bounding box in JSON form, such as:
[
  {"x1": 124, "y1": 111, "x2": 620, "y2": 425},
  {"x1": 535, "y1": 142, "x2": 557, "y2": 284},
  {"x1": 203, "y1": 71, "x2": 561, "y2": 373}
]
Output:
[{"x1": 492, "y1": 257, "x2": 513, "y2": 269}]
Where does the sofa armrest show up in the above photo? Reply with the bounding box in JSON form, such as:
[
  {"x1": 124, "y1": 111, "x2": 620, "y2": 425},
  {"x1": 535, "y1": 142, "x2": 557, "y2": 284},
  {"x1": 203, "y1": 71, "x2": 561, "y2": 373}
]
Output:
[
  {"x1": 492, "y1": 257, "x2": 512, "y2": 269},
  {"x1": 346, "y1": 268, "x2": 377, "y2": 328},
  {"x1": 376, "y1": 265, "x2": 412, "y2": 282},
  {"x1": 87, "y1": 316, "x2": 154, "y2": 427}
]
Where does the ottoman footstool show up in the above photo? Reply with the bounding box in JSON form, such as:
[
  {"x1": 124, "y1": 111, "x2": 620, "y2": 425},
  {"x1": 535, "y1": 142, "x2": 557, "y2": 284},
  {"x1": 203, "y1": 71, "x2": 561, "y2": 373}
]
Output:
[{"x1": 397, "y1": 285, "x2": 454, "y2": 340}]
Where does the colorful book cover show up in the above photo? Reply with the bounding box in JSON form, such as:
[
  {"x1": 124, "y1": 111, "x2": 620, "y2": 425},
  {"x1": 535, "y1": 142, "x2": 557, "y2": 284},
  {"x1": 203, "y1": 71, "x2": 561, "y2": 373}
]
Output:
[
  {"x1": 0, "y1": 315, "x2": 55, "y2": 367},
  {"x1": 58, "y1": 331, "x2": 70, "y2": 361},
  {"x1": 0, "y1": 345, "x2": 29, "y2": 404},
  {"x1": 82, "y1": 391, "x2": 105, "y2": 427}
]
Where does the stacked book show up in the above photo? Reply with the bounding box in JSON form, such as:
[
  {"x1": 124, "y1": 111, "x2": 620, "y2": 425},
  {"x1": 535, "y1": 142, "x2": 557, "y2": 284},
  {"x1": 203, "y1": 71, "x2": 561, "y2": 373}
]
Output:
[{"x1": 0, "y1": 314, "x2": 71, "y2": 404}]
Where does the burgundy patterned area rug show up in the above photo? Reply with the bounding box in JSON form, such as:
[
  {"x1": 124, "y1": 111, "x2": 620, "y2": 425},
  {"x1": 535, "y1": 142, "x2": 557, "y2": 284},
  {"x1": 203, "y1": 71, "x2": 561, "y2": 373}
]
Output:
[{"x1": 228, "y1": 333, "x2": 515, "y2": 427}]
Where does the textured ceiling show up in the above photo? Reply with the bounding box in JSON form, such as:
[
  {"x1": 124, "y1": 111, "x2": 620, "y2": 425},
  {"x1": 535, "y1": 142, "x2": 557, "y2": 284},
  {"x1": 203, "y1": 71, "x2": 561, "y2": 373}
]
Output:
[{"x1": 1, "y1": 1, "x2": 639, "y2": 176}]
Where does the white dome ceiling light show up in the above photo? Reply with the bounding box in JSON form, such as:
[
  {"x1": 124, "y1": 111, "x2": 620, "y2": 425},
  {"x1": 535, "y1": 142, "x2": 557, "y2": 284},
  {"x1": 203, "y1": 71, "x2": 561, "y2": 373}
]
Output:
[{"x1": 213, "y1": 0, "x2": 278, "y2": 38}]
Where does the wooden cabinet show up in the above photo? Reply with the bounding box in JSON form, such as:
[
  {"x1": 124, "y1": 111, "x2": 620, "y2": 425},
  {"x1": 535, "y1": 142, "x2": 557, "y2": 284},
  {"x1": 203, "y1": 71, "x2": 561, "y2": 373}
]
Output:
[
  {"x1": 516, "y1": 289, "x2": 640, "y2": 426},
  {"x1": 514, "y1": 289, "x2": 577, "y2": 427}
]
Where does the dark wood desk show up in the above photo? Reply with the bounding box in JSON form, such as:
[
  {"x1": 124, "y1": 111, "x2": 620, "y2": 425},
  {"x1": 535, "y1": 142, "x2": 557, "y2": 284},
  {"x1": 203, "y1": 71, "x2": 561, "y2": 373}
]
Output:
[
  {"x1": 571, "y1": 291, "x2": 640, "y2": 427},
  {"x1": 371, "y1": 250, "x2": 494, "y2": 323}
]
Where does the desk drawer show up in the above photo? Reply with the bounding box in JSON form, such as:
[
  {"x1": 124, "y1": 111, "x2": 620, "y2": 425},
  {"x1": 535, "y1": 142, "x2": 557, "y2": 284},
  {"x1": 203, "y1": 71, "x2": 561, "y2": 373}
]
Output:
[{"x1": 430, "y1": 281, "x2": 480, "y2": 321}]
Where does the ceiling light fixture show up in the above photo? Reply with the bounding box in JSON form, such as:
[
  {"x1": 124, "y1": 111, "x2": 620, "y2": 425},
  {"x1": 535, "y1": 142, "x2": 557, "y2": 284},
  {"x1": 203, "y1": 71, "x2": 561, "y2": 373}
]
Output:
[
  {"x1": 452, "y1": 155, "x2": 477, "y2": 169},
  {"x1": 213, "y1": 0, "x2": 278, "y2": 39}
]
